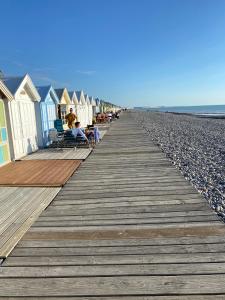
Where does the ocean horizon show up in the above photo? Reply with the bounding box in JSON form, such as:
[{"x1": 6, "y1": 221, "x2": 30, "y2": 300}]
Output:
[{"x1": 134, "y1": 104, "x2": 225, "y2": 115}]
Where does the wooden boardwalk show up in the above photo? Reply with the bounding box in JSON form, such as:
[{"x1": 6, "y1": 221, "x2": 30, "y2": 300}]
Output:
[{"x1": 1, "y1": 112, "x2": 225, "y2": 298}]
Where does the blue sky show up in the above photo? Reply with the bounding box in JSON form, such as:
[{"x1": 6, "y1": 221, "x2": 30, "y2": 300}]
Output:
[{"x1": 1, "y1": 0, "x2": 225, "y2": 107}]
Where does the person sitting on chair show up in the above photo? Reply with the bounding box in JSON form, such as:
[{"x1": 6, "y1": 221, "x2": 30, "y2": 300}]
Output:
[
  {"x1": 71, "y1": 122, "x2": 88, "y2": 142},
  {"x1": 85, "y1": 125, "x2": 95, "y2": 146}
]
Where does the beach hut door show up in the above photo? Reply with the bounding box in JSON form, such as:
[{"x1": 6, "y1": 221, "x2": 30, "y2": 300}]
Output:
[
  {"x1": 10, "y1": 100, "x2": 38, "y2": 159},
  {"x1": 19, "y1": 101, "x2": 38, "y2": 156},
  {"x1": 47, "y1": 103, "x2": 56, "y2": 129},
  {"x1": 0, "y1": 100, "x2": 10, "y2": 166}
]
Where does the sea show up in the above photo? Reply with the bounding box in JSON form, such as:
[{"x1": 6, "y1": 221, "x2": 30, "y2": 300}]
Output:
[{"x1": 135, "y1": 104, "x2": 225, "y2": 116}]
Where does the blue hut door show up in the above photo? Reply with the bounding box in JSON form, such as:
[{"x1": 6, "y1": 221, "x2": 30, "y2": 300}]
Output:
[
  {"x1": 41, "y1": 102, "x2": 56, "y2": 146},
  {"x1": 0, "y1": 100, "x2": 10, "y2": 166},
  {"x1": 41, "y1": 103, "x2": 48, "y2": 145},
  {"x1": 47, "y1": 103, "x2": 56, "y2": 129}
]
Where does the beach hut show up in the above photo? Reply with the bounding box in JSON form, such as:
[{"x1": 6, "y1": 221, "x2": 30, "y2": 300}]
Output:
[
  {"x1": 85, "y1": 94, "x2": 93, "y2": 125},
  {"x1": 68, "y1": 91, "x2": 79, "y2": 116},
  {"x1": 35, "y1": 85, "x2": 59, "y2": 147},
  {"x1": 84, "y1": 94, "x2": 90, "y2": 126},
  {"x1": 54, "y1": 88, "x2": 71, "y2": 128},
  {"x1": 100, "y1": 100, "x2": 106, "y2": 113},
  {"x1": 95, "y1": 98, "x2": 100, "y2": 113},
  {"x1": 0, "y1": 80, "x2": 13, "y2": 166},
  {"x1": 1, "y1": 74, "x2": 41, "y2": 160},
  {"x1": 75, "y1": 90, "x2": 86, "y2": 127},
  {"x1": 90, "y1": 96, "x2": 96, "y2": 119}
]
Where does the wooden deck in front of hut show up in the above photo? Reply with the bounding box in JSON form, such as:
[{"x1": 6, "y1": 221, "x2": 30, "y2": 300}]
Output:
[{"x1": 1, "y1": 111, "x2": 225, "y2": 298}]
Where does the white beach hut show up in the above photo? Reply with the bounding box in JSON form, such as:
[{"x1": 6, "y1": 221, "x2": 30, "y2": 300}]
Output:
[
  {"x1": 95, "y1": 98, "x2": 100, "y2": 113},
  {"x1": 75, "y1": 91, "x2": 86, "y2": 127},
  {"x1": 84, "y1": 94, "x2": 90, "y2": 126},
  {"x1": 2, "y1": 74, "x2": 41, "y2": 160},
  {"x1": 68, "y1": 91, "x2": 79, "y2": 117},
  {"x1": 89, "y1": 96, "x2": 95, "y2": 123},
  {"x1": 85, "y1": 95, "x2": 93, "y2": 125},
  {"x1": 0, "y1": 80, "x2": 13, "y2": 166},
  {"x1": 54, "y1": 88, "x2": 71, "y2": 129}
]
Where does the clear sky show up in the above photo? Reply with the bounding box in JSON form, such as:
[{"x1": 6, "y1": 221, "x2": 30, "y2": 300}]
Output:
[{"x1": 1, "y1": 0, "x2": 225, "y2": 107}]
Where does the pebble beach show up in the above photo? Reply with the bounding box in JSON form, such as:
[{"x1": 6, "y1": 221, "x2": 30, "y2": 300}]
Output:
[{"x1": 136, "y1": 111, "x2": 225, "y2": 220}]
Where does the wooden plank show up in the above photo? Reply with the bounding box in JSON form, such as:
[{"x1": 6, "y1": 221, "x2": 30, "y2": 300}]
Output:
[
  {"x1": 37, "y1": 210, "x2": 214, "y2": 221},
  {"x1": 32, "y1": 215, "x2": 218, "y2": 227},
  {"x1": 41, "y1": 203, "x2": 210, "y2": 216},
  {"x1": 0, "y1": 296, "x2": 222, "y2": 300},
  {"x1": 2, "y1": 262, "x2": 225, "y2": 277},
  {"x1": 5, "y1": 252, "x2": 225, "y2": 266},
  {"x1": 28, "y1": 221, "x2": 222, "y2": 232},
  {"x1": 23, "y1": 225, "x2": 225, "y2": 241},
  {"x1": 1, "y1": 275, "x2": 225, "y2": 296},
  {"x1": 44, "y1": 199, "x2": 206, "y2": 211},
  {"x1": 10, "y1": 242, "x2": 225, "y2": 256},
  {"x1": 16, "y1": 234, "x2": 225, "y2": 247}
]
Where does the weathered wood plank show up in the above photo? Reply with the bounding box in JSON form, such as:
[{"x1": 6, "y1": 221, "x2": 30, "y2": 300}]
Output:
[
  {"x1": 10, "y1": 242, "x2": 225, "y2": 257},
  {"x1": 33, "y1": 215, "x2": 218, "y2": 227},
  {"x1": 16, "y1": 234, "x2": 225, "y2": 247},
  {"x1": 2, "y1": 262, "x2": 225, "y2": 277},
  {"x1": 4, "y1": 252, "x2": 225, "y2": 266},
  {"x1": 1, "y1": 275, "x2": 225, "y2": 296},
  {"x1": 0, "y1": 296, "x2": 223, "y2": 300}
]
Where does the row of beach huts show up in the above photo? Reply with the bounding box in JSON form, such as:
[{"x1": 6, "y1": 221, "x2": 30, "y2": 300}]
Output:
[{"x1": 0, "y1": 73, "x2": 120, "y2": 167}]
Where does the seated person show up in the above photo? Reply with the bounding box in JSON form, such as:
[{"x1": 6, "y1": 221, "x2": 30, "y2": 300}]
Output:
[
  {"x1": 71, "y1": 122, "x2": 88, "y2": 142},
  {"x1": 107, "y1": 112, "x2": 112, "y2": 122},
  {"x1": 88, "y1": 122, "x2": 101, "y2": 143},
  {"x1": 85, "y1": 126, "x2": 95, "y2": 146}
]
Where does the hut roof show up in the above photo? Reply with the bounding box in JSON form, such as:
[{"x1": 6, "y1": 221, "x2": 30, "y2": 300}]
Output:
[
  {"x1": 2, "y1": 74, "x2": 40, "y2": 101},
  {"x1": 36, "y1": 85, "x2": 59, "y2": 104}
]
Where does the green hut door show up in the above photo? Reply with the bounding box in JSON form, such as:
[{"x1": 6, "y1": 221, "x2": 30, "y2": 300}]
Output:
[{"x1": 0, "y1": 100, "x2": 10, "y2": 166}]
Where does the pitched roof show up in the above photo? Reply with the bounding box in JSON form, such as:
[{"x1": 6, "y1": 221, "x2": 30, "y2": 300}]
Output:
[
  {"x1": 1, "y1": 75, "x2": 25, "y2": 95},
  {"x1": 1, "y1": 74, "x2": 40, "y2": 101},
  {"x1": 54, "y1": 88, "x2": 64, "y2": 100},
  {"x1": 36, "y1": 85, "x2": 51, "y2": 100},
  {"x1": 75, "y1": 91, "x2": 86, "y2": 104},
  {"x1": 68, "y1": 91, "x2": 74, "y2": 99},
  {"x1": 36, "y1": 85, "x2": 59, "y2": 104},
  {"x1": 0, "y1": 80, "x2": 13, "y2": 100},
  {"x1": 95, "y1": 98, "x2": 100, "y2": 106},
  {"x1": 75, "y1": 91, "x2": 81, "y2": 101}
]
